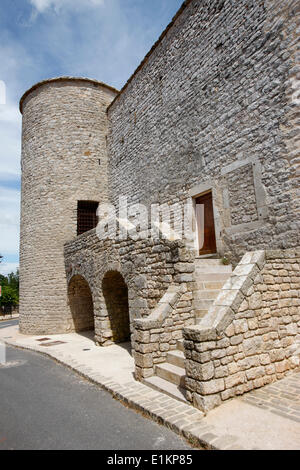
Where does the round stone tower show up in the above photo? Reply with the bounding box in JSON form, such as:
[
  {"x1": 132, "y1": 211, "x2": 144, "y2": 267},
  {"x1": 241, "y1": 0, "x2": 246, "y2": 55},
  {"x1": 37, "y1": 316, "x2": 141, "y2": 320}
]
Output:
[{"x1": 19, "y1": 77, "x2": 118, "y2": 334}]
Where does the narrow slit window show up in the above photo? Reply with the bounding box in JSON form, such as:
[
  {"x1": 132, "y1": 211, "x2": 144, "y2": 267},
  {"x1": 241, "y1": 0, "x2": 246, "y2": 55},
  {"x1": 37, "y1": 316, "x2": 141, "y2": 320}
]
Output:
[{"x1": 77, "y1": 201, "x2": 99, "y2": 236}]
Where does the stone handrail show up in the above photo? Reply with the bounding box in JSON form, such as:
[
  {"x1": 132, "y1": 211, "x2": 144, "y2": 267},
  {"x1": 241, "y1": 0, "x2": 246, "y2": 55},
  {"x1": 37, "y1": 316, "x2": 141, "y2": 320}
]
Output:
[
  {"x1": 184, "y1": 251, "x2": 266, "y2": 342},
  {"x1": 134, "y1": 284, "x2": 187, "y2": 330},
  {"x1": 133, "y1": 283, "x2": 193, "y2": 381},
  {"x1": 183, "y1": 248, "x2": 300, "y2": 413}
]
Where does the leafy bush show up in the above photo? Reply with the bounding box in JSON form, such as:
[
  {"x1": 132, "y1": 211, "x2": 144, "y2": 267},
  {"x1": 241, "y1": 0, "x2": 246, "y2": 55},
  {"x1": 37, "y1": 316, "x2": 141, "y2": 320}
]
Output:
[{"x1": 0, "y1": 285, "x2": 19, "y2": 307}]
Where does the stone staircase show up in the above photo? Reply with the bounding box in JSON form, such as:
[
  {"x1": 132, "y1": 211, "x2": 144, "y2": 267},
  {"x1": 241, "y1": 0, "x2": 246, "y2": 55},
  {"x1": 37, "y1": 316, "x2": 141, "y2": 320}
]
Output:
[
  {"x1": 143, "y1": 258, "x2": 233, "y2": 403},
  {"x1": 143, "y1": 339, "x2": 188, "y2": 403},
  {"x1": 193, "y1": 258, "x2": 232, "y2": 324}
]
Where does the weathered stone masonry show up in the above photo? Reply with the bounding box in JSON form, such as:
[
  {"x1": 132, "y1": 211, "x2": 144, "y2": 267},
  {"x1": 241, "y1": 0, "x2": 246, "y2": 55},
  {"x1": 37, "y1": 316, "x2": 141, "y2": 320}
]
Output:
[
  {"x1": 19, "y1": 78, "x2": 118, "y2": 334},
  {"x1": 183, "y1": 249, "x2": 300, "y2": 412},
  {"x1": 19, "y1": 0, "x2": 300, "y2": 411},
  {"x1": 64, "y1": 228, "x2": 195, "y2": 348},
  {"x1": 107, "y1": 0, "x2": 300, "y2": 262}
]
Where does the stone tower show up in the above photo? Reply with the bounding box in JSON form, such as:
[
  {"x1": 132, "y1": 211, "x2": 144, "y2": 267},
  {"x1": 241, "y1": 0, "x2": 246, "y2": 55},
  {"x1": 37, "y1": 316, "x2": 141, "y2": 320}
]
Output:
[{"x1": 19, "y1": 77, "x2": 118, "y2": 334}]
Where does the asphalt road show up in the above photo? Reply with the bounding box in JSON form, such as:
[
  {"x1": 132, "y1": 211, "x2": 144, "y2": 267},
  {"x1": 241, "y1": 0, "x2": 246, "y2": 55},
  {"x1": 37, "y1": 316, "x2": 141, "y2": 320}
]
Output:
[
  {"x1": 0, "y1": 318, "x2": 19, "y2": 329},
  {"x1": 0, "y1": 344, "x2": 191, "y2": 450}
]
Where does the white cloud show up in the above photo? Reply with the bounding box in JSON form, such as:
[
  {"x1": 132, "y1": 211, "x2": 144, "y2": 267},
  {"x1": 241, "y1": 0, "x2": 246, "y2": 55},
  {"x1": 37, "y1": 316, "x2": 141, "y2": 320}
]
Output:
[
  {"x1": 0, "y1": 103, "x2": 21, "y2": 125},
  {"x1": 0, "y1": 262, "x2": 19, "y2": 276},
  {"x1": 0, "y1": 187, "x2": 20, "y2": 257},
  {"x1": 30, "y1": 0, "x2": 105, "y2": 14},
  {"x1": 0, "y1": 41, "x2": 31, "y2": 181},
  {"x1": 0, "y1": 40, "x2": 29, "y2": 185},
  {"x1": 0, "y1": 39, "x2": 24, "y2": 264},
  {"x1": 0, "y1": 187, "x2": 20, "y2": 225},
  {"x1": 0, "y1": 103, "x2": 21, "y2": 178},
  {"x1": 0, "y1": 81, "x2": 5, "y2": 105},
  {"x1": 30, "y1": 0, "x2": 54, "y2": 11}
]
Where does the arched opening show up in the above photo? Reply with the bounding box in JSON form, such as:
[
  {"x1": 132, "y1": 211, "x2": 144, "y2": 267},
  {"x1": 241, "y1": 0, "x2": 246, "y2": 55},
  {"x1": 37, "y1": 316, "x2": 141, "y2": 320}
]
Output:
[
  {"x1": 68, "y1": 275, "x2": 94, "y2": 332},
  {"x1": 102, "y1": 271, "x2": 130, "y2": 344}
]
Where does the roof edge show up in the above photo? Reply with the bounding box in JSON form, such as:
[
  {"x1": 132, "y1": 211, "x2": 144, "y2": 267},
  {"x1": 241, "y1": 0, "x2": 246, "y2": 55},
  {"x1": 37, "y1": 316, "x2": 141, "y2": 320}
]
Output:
[
  {"x1": 107, "y1": 0, "x2": 192, "y2": 113},
  {"x1": 19, "y1": 76, "x2": 119, "y2": 114}
]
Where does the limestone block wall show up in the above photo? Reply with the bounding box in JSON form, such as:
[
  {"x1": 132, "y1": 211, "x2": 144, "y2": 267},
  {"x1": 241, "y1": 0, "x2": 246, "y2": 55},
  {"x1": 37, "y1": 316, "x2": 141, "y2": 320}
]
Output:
[
  {"x1": 68, "y1": 275, "x2": 94, "y2": 332},
  {"x1": 64, "y1": 229, "x2": 195, "y2": 347},
  {"x1": 107, "y1": 0, "x2": 300, "y2": 261},
  {"x1": 183, "y1": 248, "x2": 300, "y2": 413},
  {"x1": 133, "y1": 283, "x2": 195, "y2": 380},
  {"x1": 102, "y1": 271, "x2": 131, "y2": 343},
  {"x1": 19, "y1": 77, "x2": 118, "y2": 334}
]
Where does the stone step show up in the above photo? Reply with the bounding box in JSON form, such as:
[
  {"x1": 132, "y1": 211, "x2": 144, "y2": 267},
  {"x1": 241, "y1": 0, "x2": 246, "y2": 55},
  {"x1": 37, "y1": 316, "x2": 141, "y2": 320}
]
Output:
[
  {"x1": 195, "y1": 265, "x2": 232, "y2": 274},
  {"x1": 195, "y1": 258, "x2": 225, "y2": 265},
  {"x1": 155, "y1": 362, "x2": 186, "y2": 387},
  {"x1": 194, "y1": 289, "x2": 220, "y2": 300},
  {"x1": 203, "y1": 281, "x2": 225, "y2": 290},
  {"x1": 167, "y1": 349, "x2": 185, "y2": 368},
  {"x1": 194, "y1": 273, "x2": 232, "y2": 282},
  {"x1": 192, "y1": 281, "x2": 225, "y2": 291},
  {"x1": 143, "y1": 376, "x2": 189, "y2": 404},
  {"x1": 194, "y1": 299, "x2": 215, "y2": 310},
  {"x1": 194, "y1": 309, "x2": 209, "y2": 319}
]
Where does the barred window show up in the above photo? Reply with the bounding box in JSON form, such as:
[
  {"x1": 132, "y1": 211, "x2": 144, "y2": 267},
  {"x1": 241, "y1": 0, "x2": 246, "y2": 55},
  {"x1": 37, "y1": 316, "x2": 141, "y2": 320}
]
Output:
[{"x1": 77, "y1": 201, "x2": 99, "y2": 236}]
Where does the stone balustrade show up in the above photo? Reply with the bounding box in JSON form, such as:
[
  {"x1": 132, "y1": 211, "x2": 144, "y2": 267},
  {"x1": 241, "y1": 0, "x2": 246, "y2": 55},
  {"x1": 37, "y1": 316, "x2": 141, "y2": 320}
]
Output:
[
  {"x1": 183, "y1": 248, "x2": 300, "y2": 413},
  {"x1": 133, "y1": 283, "x2": 195, "y2": 381}
]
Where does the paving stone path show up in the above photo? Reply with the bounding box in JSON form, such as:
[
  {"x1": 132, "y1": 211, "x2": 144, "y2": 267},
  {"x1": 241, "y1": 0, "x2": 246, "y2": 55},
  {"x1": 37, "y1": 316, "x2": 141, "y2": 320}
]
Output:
[{"x1": 242, "y1": 371, "x2": 300, "y2": 424}]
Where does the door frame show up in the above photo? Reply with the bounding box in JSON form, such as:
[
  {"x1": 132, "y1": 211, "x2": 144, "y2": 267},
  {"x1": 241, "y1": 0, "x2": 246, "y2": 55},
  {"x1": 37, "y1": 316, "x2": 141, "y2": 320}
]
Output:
[
  {"x1": 189, "y1": 182, "x2": 223, "y2": 257},
  {"x1": 195, "y1": 190, "x2": 217, "y2": 256}
]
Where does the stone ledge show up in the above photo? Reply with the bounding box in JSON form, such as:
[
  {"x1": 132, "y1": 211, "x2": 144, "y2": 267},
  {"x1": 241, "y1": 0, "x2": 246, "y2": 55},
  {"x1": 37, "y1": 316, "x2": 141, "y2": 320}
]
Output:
[
  {"x1": 183, "y1": 251, "x2": 266, "y2": 342},
  {"x1": 182, "y1": 251, "x2": 268, "y2": 413},
  {"x1": 134, "y1": 284, "x2": 186, "y2": 331}
]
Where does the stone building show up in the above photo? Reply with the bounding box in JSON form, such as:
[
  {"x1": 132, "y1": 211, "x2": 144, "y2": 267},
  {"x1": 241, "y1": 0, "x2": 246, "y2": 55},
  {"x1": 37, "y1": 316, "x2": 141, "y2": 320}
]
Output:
[{"x1": 19, "y1": 0, "x2": 300, "y2": 412}]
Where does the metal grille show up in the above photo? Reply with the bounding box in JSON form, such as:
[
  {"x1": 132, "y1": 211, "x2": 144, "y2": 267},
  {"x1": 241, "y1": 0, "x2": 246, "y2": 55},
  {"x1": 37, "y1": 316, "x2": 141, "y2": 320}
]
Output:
[{"x1": 77, "y1": 201, "x2": 99, "y2": 236}]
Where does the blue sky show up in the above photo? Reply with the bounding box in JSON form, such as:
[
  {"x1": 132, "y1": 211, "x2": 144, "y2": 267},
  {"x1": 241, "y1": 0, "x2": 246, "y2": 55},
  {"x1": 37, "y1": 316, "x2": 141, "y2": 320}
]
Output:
[{"x1": 0, "y1": 0, "x2": 183, "y2": 275}]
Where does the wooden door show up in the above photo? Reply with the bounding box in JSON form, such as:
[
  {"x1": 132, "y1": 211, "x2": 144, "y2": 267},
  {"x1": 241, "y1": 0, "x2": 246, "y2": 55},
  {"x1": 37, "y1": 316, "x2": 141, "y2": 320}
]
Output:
[{"x1": 195, "y1": 192, "x2": 217, "y2": 256}]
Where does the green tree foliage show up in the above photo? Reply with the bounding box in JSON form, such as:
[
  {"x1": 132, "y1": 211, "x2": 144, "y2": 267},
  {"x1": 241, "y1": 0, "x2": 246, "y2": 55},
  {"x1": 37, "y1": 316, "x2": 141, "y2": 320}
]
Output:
[
  {"x1": 0, "y1": 274, "x2": 7, "y2": 287},
  {"x1": 0, "y1": 262, "x2": 19, "y2": 311},
  {"x1": 0, "y1": 285, "x2": 19, "y2": 307},
  {"x1": 7, "y1": 270, "x2": 19, "y2": 291}
]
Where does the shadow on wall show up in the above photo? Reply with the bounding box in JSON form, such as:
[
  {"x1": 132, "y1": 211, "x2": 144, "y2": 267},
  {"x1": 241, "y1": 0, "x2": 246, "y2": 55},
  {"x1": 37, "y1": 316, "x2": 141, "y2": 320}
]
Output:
[
  {"x1": 68, "y1": 275, "x2": 95, "y2": 332},
  {"x1": 102, "y1": 271, "x2": 130, "y2": 344}
]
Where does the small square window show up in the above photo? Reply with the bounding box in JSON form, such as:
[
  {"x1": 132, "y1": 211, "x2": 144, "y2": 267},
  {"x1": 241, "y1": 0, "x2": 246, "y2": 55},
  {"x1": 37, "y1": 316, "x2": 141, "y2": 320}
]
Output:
[{"x1": 77, "y1": 201, "x2": 99, "y2": 236}]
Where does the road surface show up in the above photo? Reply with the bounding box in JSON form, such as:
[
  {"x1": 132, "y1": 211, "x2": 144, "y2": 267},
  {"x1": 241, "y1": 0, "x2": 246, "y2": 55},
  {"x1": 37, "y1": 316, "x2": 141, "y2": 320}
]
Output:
[{"x1": 0, "y1": 343, "x2": 191, "y2": 450}]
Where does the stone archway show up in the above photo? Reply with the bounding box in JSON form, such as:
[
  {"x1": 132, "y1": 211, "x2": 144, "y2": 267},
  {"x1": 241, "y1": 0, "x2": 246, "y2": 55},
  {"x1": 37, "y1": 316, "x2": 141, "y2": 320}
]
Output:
[
  {"x1": 102, "y1": 271, "x2": 130, "y2": 344},
  {"x1": 68, "y1": 275, "x2": 94, "y2": 332}
]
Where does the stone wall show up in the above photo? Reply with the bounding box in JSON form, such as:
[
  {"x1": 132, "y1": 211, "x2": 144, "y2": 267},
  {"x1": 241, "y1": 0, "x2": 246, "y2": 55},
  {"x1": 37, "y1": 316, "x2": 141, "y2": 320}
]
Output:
[
  {"x1": 183, "y1": 248, "x2": 300, "y2": 413},
  {"x1": 19, "y1": 0, "x2": 300, "y2": 343},
  {"x1": 102, "y1": 271, "x2": 130, "y2": 343},
  {"x1": 19, "y1": 78, "x2": 118, "y2": 335},
  {"x1": 107, "y1": 0, "x2": 300, "y2": 262},
  {"x1": 133, "y1": 283, "x2": 194, "y2": 380},
  {"x1": 64, "y1": 229, "x2": 195, "y2": 346},
  {"x1": 68, "y1": 275, "x2": 94, "y2": 332}
]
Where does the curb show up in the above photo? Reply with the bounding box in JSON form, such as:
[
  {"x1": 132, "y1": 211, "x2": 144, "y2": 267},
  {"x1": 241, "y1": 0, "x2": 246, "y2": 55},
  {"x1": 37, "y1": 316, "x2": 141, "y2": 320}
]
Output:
[
  {"x1": 2, "y1": 337, "x2": 246, "y2": 450},
  {"x1": 0, "y1": 315, "x2": 19, "y2": 322}
]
